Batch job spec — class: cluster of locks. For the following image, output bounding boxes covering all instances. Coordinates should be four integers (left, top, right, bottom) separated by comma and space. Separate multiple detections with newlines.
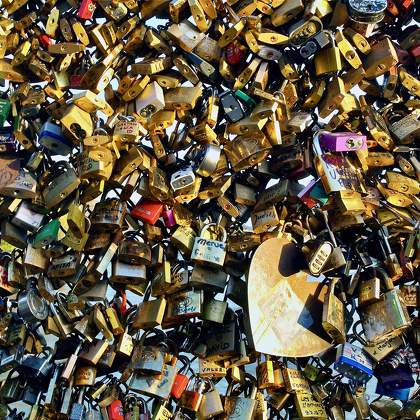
0, 0, 419, 418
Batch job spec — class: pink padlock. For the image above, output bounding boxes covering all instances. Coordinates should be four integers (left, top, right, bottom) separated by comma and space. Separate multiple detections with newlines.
78, 0, 96, 20
320, 132, 367, 152
163, 205, 176, 228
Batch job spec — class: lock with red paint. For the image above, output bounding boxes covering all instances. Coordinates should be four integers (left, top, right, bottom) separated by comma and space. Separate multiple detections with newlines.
171, 355, 192, 399
225, 42, 246, 66
108, 399, 124, 420
131, 200, 164, 225
78, 0, 96, 20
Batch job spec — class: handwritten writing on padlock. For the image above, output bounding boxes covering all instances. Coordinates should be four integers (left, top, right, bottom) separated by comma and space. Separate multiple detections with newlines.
172, 296, 197, 315
313, 131, 362, 194
191, 224, 227, 268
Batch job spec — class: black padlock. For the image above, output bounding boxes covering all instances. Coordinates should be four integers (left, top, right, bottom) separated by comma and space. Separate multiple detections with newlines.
219, 91, 246, 123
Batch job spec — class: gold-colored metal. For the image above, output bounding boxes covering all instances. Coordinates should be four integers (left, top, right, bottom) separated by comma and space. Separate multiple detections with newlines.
248, 238, 332, 357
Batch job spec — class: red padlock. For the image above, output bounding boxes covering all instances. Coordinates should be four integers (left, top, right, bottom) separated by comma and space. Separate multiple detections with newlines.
130, 200, 163, 225
395, 0, 413, 14
108, 399, 124, 420
178, 377, 205, 412
118, 290, 127, 316
171, 356, 191, 399
78, 0, 96, 20
69, 73, 84, 89
225, 42, 246, 66
38, 34, 54, 49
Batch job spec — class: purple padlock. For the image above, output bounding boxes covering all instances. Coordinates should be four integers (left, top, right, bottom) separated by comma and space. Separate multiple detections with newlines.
163, 205, 176, 228
320, 132, 367, 152
0, 128, 16, 153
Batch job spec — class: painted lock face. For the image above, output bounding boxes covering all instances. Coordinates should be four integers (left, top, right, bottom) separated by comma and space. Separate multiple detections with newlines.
347, 0, 388, 22
170, 167, 195, 191
0, 128, 16, 153
131, 200, 163, 225
39, 120, 72, 155
1, 0, 420, 413
320, 131, 367, 152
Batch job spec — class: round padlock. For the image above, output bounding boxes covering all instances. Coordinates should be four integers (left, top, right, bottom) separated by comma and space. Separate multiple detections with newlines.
17, 281, 49, 323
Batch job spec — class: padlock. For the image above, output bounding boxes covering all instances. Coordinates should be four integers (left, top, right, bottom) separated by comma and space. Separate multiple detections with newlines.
129, 359, 178, 400
166, 289, 203, 323
334, 342, 373, 383
191, 223, 227, 268
170, 355, 191, 399
91, 197, 127, 231
282, 367, 311, 394
74, 365, 97, 386
294, 391, 328, 419
78, 0, 96, 19
178, 376, 206, 412
131, 329, 168, 375
17, 282, 49, 324
39, 119, 73, 156
171, 225, 197, 256
322, 279, 346, 344
118, 232, 151, 265
151, 260, 173, 297
0, 127, 16, 153
152, 401, 172, 420
131, 200, 164, 225
359, 286, 411, 345
202, 291, 228, 324
314, 31, 342, 75
198, 379, 224, 418
170, 166, 196, 192
312, 131, 361, 193
299, 30, 331, 59
0, 369, 24, 402
224, 374, 258, 420
132, 283, 167, 329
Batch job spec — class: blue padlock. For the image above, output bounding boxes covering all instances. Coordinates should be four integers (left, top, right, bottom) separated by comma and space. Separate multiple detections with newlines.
39, 120, 73, 156
375, 381, 411, 401
0, 127, 16, 153
334, 342, 373, 383
376, 365, 415, 392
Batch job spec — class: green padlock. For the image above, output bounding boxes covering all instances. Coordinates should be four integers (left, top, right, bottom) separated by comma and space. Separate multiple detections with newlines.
33, 219, 60, 248
0, 99, 11, 127
235, 89, 257, 110
304, 364, 320, 382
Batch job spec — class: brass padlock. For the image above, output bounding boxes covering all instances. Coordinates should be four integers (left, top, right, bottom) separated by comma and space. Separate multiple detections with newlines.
322, 278, 346, 344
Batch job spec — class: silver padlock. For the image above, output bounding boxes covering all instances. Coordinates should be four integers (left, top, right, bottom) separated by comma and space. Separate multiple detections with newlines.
191, 223, 227, 268
11, 201, 44, 232
170, 166, 196, 192
193, 144, 221, 177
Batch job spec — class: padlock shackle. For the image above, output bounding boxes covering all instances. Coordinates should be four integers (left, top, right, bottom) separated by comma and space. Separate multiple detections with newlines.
199, 223, 227, 243
350, 321, 368, 346
138, 327, 167, 346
